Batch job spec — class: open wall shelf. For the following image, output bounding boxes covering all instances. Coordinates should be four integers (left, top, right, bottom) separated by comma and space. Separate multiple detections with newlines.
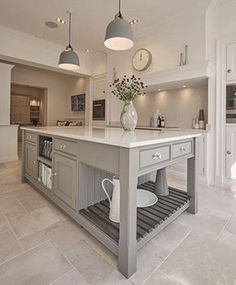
80, 181, 190, 248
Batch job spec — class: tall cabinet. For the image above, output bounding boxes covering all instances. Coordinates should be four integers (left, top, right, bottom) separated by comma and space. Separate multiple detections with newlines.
224, 42, 236, 183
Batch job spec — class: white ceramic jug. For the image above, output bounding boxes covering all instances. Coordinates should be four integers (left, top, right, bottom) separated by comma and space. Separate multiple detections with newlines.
101, 176, 120, 223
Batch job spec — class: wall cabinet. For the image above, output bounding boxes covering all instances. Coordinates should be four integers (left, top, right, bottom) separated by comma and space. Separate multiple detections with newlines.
53, 152, 77, 209
226, 126, 236, 179
226, 43, 236, 82
25, 142, 37, 179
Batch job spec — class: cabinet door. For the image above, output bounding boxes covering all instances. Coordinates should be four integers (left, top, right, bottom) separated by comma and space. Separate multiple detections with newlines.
53, 153, 77, 209
226, 127, 236, 179
226, 43, 236, 82
25, 143, 37, 179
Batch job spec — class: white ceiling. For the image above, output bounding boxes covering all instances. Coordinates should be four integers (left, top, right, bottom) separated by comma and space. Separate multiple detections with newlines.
0, 0, 211, 52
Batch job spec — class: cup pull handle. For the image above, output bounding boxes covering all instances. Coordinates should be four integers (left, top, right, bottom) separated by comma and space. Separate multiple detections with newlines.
101, 178, 114, 205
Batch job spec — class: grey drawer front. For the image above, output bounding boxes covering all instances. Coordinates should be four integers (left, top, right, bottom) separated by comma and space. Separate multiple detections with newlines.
54, 138, 77, 156
172, 140, 193, 159
25, 132, 37, 144
140, 145, 170, 168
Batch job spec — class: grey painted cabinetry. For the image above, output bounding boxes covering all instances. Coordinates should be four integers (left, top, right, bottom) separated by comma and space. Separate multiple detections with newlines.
53, 152, 77, 210
25, 142, 37, 179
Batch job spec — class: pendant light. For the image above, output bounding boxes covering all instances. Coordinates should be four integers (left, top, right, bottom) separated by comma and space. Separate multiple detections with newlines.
104, 0, 134, 51
58, 11, 80, 70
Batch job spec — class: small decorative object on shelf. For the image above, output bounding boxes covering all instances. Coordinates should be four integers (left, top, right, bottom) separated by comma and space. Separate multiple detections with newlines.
110, 75, 147, 131
198, 109, 205, 129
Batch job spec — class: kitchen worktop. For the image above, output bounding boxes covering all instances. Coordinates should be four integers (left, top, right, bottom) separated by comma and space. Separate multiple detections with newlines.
21, 126, 202, 148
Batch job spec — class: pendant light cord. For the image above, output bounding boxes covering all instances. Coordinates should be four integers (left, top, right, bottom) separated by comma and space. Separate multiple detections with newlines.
68, 11, 72, 49
118, 0, 122, 18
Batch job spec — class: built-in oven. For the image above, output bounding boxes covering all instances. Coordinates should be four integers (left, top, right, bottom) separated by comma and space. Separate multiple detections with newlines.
226, 85, 236, 123
93, 99, 105, 121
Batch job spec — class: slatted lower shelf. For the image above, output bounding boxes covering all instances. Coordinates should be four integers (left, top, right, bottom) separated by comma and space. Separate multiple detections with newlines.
80, 181, 190, 245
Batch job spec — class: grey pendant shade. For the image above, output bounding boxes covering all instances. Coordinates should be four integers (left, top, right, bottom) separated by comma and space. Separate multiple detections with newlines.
104, 0, 134, 51
59, 11, 80, 70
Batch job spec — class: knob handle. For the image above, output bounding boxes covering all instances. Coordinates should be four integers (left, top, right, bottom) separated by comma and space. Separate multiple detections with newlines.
227, 150, 231, 155
180, 146, 186, 152
33, 160, 36, 165
51, 172, 57, 177
227, 69, 232, 73
152, 152, 162, 160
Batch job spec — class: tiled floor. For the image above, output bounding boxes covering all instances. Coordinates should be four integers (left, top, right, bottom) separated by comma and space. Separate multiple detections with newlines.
0, 161, 236, 285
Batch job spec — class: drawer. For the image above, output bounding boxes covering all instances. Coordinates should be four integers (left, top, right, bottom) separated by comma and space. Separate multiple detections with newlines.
54, 138, 77, 156
25, 132, 37, 144
172, 140, 193, 159
140, 145, 170, 169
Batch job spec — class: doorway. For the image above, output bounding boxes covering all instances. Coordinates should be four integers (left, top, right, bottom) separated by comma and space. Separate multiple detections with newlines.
10, 83, 47, 158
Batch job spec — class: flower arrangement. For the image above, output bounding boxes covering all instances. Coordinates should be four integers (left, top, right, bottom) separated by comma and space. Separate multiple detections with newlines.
110, 75, 147, 102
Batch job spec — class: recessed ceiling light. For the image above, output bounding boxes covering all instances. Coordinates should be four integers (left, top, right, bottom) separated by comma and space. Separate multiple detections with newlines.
129, 19, 139, 25
182, 85, 187, 88
85, 49, 90, 53
158, 89, 162, 92
45, 21, 58, 28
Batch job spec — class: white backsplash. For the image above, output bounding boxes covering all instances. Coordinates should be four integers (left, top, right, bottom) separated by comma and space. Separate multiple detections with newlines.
134, 85, 208, 129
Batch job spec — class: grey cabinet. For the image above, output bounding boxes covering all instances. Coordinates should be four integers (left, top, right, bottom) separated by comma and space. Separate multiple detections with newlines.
53, 152, 77, 209
25, 143, 37, 179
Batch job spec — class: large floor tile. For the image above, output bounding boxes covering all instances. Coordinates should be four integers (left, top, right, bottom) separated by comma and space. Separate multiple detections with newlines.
151, 222, 191, 252
0, 230, 22, 263
20, 219, 89, 252
0, 215, 10, 232
65, 240, 114, 284
86, 235, 118, 266
144, 269, 181, 285
0, 194, 22, 214
225, 215, 236, 235
160, 231, 236, 285
175, 210, 227, 237
16, 195, 47, 212
4, 205, 27, 220
9, 207, 62, 238
217, 230, 236, 250
0, 241, 72, 285
50, 269, 89, 285
96, 270, 133, 285
130, 241, 170, 285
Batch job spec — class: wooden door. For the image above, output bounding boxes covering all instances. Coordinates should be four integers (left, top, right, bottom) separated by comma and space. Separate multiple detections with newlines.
25, 143, 37, 179
53, 153, 77, 209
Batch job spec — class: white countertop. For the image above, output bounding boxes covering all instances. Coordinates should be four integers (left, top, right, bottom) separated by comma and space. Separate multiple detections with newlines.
21, 126, 202, 148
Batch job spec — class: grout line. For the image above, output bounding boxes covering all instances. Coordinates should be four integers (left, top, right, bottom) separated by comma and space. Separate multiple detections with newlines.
49, 268, 75, 285
0, 236, 52, 267
4, 214, 24, 252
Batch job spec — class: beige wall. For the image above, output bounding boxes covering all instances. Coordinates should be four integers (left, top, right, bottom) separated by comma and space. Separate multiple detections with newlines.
134, 85, 208, 129
11, 65, 87, 126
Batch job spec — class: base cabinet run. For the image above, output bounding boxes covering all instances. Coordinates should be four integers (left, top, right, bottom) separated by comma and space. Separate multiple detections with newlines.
53, 152, 77, 210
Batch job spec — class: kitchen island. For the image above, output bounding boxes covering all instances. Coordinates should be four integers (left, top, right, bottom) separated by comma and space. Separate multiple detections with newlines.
21, 126, 201, 278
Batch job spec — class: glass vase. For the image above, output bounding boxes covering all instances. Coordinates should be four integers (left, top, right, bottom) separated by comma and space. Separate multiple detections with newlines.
120, 101, 138, 132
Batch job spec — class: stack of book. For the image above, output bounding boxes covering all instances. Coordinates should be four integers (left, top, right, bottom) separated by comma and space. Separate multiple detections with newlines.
38, 162, 52, 189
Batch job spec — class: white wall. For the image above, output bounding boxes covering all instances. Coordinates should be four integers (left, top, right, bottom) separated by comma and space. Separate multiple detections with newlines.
134, 85, 208, 128
0, 24, 92, 77
0, 125, 18, 163
107, 9, 207, 122
11, 65, 69, 125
